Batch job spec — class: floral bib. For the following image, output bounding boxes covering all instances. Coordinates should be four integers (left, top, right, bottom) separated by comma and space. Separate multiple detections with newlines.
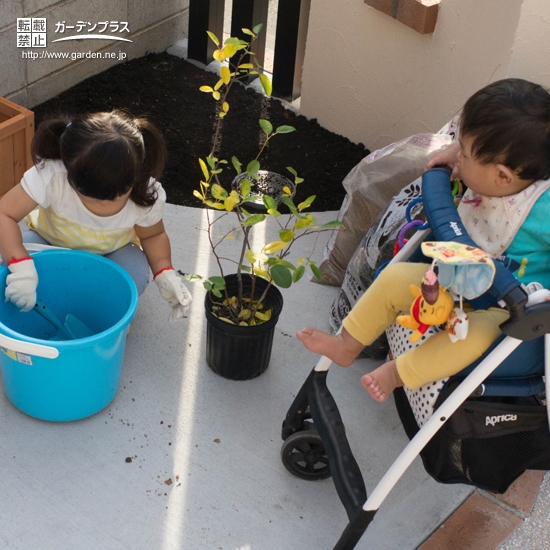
457, 179, 550, 257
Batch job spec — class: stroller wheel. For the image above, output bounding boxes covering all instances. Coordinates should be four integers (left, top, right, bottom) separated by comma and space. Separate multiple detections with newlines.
281, 430, 331, 480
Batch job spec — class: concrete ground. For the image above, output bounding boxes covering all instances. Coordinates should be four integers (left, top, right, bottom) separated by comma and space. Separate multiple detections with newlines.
0, 204, 478, 550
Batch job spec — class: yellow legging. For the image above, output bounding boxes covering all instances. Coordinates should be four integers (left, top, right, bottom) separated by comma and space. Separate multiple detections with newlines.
342, 262, 510, 389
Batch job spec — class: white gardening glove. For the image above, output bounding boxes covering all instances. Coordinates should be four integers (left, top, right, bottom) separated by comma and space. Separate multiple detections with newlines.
154, 267, 192, 322
5, 257, 38, 313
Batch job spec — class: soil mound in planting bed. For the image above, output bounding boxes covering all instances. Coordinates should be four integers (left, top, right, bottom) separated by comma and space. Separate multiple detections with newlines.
33, 52, 370, 211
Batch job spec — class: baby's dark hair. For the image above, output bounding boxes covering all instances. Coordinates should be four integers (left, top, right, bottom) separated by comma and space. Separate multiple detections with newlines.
31, 110, 166, 206
460, 78, 550, 181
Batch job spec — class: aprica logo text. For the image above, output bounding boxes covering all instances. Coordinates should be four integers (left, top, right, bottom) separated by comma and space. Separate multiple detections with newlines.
485, 414, 517, 426
449, 221, 463, 236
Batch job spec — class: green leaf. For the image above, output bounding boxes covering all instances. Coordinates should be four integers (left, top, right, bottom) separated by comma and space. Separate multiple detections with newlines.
239, 177, 252, 198
252, 23, 263, 35
212, 288, 223, 298
184, 273, 202, 282
259, 119, 273, 136
231, 156, 242, 174
246, 160, 260, 179
263, 194, 278, 211
206, 31, 220, 46
209, 276, 226, 287
270, 264, 292, 288
321, 220, 345, 229
259, 73, 272, 96
279, 229, 294, 242
275, 125, 296, 134
225, 37, 248, 47
242, 28, 255, 37
298, 195, 316, 211
310, 262, 322, 281
243, 213, 266, 226
211, 183, 228, 200
274, 259, 295, 270
286, 165, 304, 184
282, 196, 298, 215
292, 265, 306, 283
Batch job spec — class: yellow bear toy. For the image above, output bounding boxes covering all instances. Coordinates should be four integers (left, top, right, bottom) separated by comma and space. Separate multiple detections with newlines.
396, 269, 455, 344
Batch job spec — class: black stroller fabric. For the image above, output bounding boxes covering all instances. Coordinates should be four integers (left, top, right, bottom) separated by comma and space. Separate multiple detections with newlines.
394, 385, 550, 493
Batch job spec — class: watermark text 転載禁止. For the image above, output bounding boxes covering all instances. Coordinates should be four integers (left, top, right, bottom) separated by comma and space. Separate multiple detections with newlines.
17, 18, 132, 50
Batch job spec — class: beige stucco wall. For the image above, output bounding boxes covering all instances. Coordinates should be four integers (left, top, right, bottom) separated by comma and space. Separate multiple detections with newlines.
0, 0, 189, 108
299, 0, 550, 151
509, 0, 550, 82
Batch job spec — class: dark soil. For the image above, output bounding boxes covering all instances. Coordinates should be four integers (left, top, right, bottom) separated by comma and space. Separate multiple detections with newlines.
32, 52, 370, 211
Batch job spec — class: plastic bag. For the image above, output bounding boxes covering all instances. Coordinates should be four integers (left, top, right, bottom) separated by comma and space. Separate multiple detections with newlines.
317, 133, 453, 286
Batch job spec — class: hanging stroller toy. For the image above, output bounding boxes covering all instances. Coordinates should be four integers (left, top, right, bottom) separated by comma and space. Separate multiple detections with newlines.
280, 167, 550, 550
395, 265, 455, 343
396, 241, 496, 343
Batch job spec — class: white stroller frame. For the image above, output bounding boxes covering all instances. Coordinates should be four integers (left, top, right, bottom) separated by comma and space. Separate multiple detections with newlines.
280, 168, 550, 549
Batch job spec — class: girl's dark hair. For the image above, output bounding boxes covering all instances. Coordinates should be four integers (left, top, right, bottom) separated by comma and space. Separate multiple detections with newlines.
31, 110, 166, 206
460, 78, 550, 181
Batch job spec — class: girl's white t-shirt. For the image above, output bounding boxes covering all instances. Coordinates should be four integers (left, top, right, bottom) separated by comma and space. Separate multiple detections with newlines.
21, 159, 166, 254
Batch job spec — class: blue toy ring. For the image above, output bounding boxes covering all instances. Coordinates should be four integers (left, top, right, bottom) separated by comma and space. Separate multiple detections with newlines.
405, 197, 424, 222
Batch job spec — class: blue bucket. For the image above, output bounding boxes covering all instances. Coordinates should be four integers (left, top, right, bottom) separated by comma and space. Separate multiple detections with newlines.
0, 250, 138, 421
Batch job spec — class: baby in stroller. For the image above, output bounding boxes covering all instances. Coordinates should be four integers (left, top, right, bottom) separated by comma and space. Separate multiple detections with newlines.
298, 78, 550, 402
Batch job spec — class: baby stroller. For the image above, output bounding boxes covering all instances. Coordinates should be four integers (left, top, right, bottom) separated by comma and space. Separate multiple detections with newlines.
280, 168, 550, 549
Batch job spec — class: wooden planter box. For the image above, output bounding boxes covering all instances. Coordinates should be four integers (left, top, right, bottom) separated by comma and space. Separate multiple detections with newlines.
0, 97, 34, 198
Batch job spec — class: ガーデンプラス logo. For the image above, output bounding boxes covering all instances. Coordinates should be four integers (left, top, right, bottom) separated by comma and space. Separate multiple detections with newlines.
17, 18, 132, 48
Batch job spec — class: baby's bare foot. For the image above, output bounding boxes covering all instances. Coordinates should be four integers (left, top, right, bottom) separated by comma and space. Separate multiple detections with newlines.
296, 327, 358, 367
361, 360, 402, 402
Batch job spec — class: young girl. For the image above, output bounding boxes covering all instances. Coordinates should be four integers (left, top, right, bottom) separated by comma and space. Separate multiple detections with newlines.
298, 78, 550, 401
0, 110, 191, 322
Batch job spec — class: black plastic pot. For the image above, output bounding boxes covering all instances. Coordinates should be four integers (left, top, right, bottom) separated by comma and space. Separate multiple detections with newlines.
231, 170, 295, 211
204, 274, 284, 380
